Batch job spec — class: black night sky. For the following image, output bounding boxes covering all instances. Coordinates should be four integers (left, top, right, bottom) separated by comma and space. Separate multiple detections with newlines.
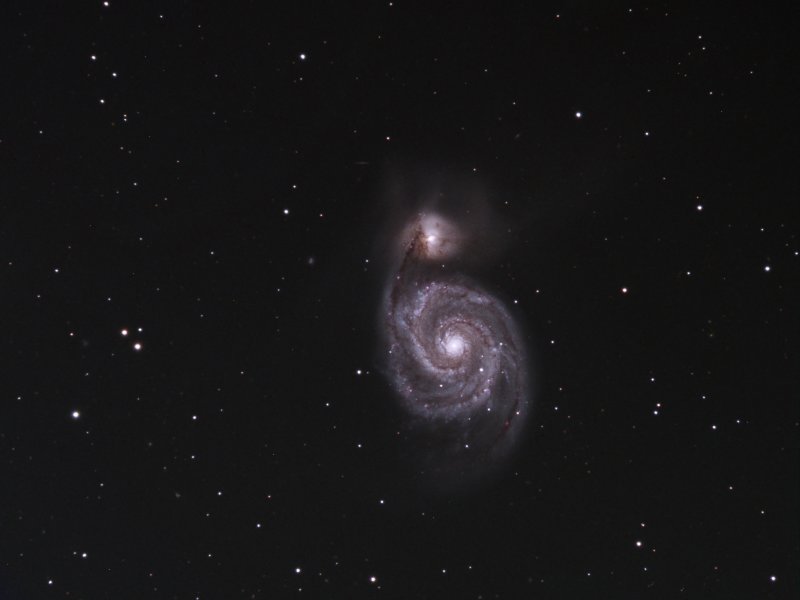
2, 3, 797, 598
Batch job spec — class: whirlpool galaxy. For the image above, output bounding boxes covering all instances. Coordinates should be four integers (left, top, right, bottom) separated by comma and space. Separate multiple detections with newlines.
382, 212, 530, 485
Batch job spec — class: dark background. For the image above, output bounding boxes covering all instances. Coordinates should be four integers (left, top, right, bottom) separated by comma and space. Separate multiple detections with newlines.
1, 2, 797, 598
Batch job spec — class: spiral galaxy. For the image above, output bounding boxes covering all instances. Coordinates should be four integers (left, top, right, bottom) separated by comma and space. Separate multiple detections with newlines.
383, 213, 529, 482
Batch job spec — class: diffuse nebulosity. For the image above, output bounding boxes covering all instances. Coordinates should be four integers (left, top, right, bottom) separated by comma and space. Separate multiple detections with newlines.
382, 210, 529, 487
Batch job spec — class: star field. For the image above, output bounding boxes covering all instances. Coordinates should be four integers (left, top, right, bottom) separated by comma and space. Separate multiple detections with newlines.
0, 2, 797, 598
